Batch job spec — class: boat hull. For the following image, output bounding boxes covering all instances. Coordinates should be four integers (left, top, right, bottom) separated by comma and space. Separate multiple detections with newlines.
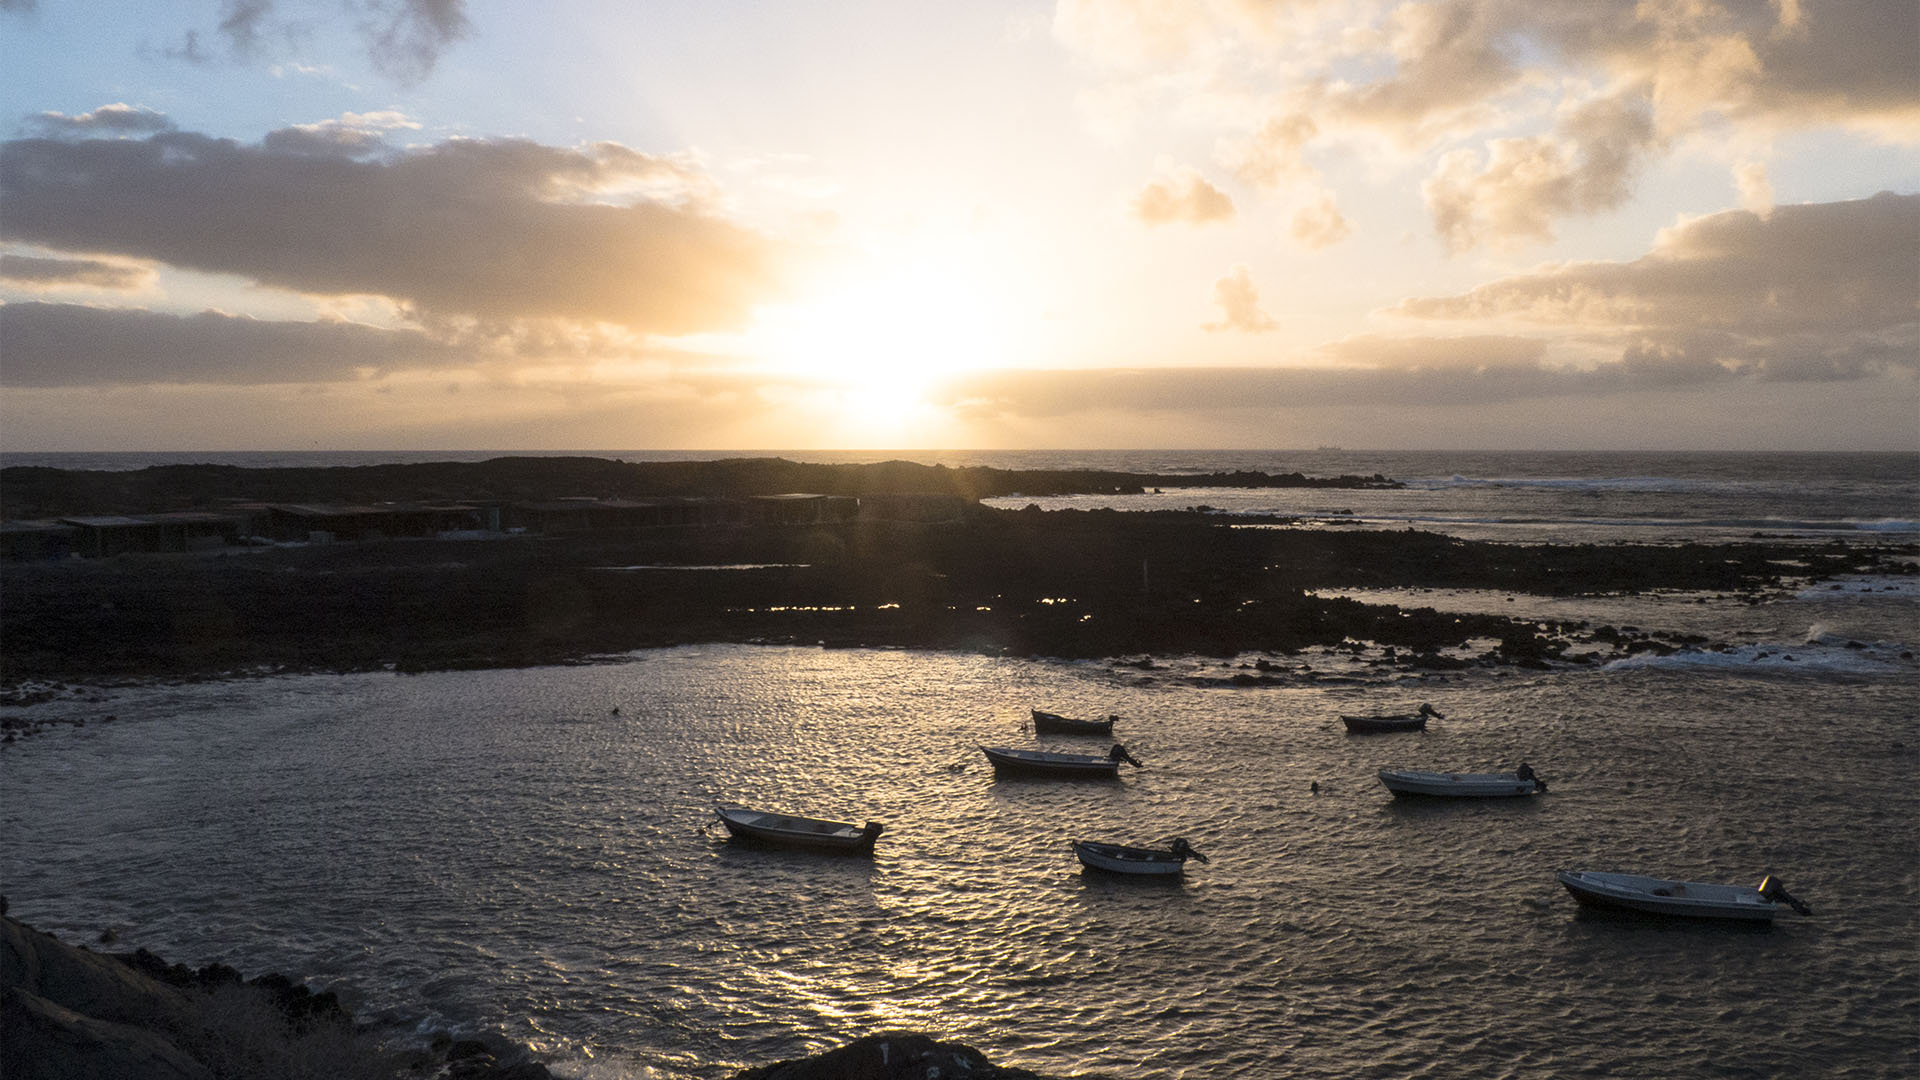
714, 804, 884, 854
981, 745, 1120, 778
1071, 840, 1188, 875
1378, 769, 1542, 798
1557, 871, 1782, 921
1342, 714, 1426, 734
1031, 709, 1115, 736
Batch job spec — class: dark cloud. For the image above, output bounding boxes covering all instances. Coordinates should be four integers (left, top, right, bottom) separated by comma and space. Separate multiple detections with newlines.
0, 125, 783, 334
0, 301, 464, 386
360, 0, 471, 83
0, 254, 151, 290
219, 0, 273, 57
1395, 191, 1920, 376
928, 355, 1744, 420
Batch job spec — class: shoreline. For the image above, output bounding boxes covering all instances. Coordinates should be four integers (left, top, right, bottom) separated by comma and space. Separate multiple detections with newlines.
3, 508, 1912, 702
1, 907, 1058, 1080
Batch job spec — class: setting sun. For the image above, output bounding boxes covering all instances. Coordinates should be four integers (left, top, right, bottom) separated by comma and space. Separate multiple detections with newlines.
755, 256, 1012, 390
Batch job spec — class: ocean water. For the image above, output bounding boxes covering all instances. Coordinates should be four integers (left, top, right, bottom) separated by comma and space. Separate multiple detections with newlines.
1, 451, 1916, 1079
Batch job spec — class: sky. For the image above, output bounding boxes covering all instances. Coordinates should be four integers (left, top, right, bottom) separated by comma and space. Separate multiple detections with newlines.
1, 0, 1916, 451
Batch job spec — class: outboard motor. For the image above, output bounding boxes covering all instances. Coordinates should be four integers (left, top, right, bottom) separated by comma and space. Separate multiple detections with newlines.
1168, 837, 1208, 863
1516, 762, 1546, 792
1758, 876, 1813, 915
1109, 743, 1143, 768
1418, 703, 1444, 719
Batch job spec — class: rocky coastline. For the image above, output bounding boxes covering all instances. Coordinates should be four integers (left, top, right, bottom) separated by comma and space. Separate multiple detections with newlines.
3, 460, 1912, 1073
1, 906, 1054, 1079
2, 468, 1913, 700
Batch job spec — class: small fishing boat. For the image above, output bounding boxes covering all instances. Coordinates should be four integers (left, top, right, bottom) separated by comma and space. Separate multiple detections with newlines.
1342, 703, 1441, 733
1031, 709, 1116, 735
980, 744, 1141, 778
713, 803, 884, 854
1557, 871, 1812, 922
1071, 837, 1207, 876
1378, 765, 1546, 798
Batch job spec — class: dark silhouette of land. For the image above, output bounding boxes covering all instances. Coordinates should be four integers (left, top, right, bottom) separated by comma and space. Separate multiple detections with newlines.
0, 456, 1398, 519
1, 456, 1909, 692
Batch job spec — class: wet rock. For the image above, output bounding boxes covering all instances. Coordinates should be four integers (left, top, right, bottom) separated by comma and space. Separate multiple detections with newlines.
730, 1031, 1060, 1079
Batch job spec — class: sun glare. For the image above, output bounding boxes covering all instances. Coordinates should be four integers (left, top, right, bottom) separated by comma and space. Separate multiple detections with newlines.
752, 257, 1010, 404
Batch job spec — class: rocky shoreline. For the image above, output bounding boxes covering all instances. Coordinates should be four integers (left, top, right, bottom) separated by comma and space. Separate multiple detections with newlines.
3, 502, 1913, 702
1, 906, 1059, 1080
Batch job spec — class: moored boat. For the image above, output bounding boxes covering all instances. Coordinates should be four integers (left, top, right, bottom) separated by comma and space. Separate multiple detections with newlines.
1557, 870, 1813, 921
1071, 837, 1207, 876
980, 744, 1141, 778
1342, 703, 1441, 733
714, 803, 885, 854
1378, 765, 1546, 797
1031, 709, 1117, 735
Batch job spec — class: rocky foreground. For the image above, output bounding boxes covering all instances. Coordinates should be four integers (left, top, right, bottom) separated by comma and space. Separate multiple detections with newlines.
0, 909, 1057, 1080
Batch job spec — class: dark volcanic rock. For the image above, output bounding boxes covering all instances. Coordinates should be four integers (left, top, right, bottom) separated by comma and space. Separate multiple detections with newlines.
729, 1031, 1066, 1079
1, 506, 1910, 686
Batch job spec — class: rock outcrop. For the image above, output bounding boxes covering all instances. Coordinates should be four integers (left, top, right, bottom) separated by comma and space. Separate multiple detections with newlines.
729, 1031, 1065, 1080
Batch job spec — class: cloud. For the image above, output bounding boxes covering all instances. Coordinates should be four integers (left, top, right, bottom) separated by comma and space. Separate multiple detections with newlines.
28, 104, 176, 135
144, 0, 471, 82
1423, 92, 1661, 251
360, 0, 471, 83
1131, 166, 1235, 225
1218, 112, 1319, 191
1052, 1, 1920, 247
1289, 192, 1351, 249
218, 0, 273, 57
1203, 264, 1276, 332
929, 356, 1730, 419
1734, 160, 1773, 215
0, 254, 152, 291
0, 302, 468, 386
0, 121, 784, 335
1393, 191, 1920, 379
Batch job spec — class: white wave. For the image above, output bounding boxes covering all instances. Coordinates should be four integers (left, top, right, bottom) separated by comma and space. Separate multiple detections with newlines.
1605, 639, 1916, 676
1792, 576, 1920, 601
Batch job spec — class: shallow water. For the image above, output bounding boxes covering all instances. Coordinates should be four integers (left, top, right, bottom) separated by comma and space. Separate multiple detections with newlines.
3, 636, 1916, 1079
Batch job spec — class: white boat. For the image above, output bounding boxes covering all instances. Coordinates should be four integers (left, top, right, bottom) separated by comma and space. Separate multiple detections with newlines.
1378, 767, 1545, 797
1557, 871, 1812, 921
980, 744, 1140, 778
1071, 838, 1207, 876
713, 803, 884, 854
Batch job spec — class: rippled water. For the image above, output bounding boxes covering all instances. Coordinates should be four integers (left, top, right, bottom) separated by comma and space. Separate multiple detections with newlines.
4, 617, 1917, 1078
4, 450, 1915, 1077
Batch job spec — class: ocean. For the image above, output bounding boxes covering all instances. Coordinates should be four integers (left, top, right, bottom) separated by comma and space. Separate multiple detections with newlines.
1, 451, 1915, 1079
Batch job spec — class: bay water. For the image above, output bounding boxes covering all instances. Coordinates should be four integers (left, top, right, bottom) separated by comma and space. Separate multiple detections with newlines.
1, 451, 1914, 1078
